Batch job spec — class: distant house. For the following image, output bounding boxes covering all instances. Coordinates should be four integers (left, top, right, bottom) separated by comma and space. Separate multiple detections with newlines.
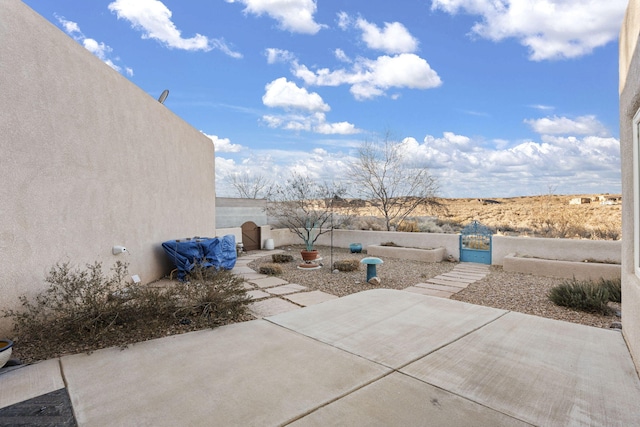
569, 198, 591, 205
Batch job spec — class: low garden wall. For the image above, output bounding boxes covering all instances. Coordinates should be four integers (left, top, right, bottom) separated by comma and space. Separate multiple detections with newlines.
367, 245, 445, 262
233, 228, 622, 280
503, 254, 621, 281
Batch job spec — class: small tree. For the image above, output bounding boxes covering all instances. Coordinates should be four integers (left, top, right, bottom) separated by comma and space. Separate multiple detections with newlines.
265, 173, 348, 250
349, 134, 440, 231
225, 171, 274, 199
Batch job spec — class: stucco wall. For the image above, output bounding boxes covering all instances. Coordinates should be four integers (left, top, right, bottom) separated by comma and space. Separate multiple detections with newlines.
215, 197, 268, 228
492, 236, 621, 265
0, 1, 216, 333
620, 0, 640, 375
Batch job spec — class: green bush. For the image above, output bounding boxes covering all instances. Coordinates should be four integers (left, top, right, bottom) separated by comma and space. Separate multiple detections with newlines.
600, 278, 621, 303
259, 263, 283, 275
272, 254, 294, 263
333, 259, 360, 272
548, 278, 612, 314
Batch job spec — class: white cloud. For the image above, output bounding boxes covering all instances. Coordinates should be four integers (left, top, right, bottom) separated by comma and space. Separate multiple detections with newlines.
293, 53, 442, 100
203, 133, 245, 153
215, 129, 620, 197
226, 0, 323, 34
334, 48, 351, 63
431, 0, 627, 60
262, 112, 360, 135
355, 18, 418, 54
336, 11, 353, 30
108, 0, 242, 57
262, 77, 329, 112
525, 115, 609, 136
265, 48, 296, 64
396, 131, 621, 196
55, 15, 133, 75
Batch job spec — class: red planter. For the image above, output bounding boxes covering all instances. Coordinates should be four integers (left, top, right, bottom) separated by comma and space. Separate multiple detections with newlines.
300, 250, 318, 262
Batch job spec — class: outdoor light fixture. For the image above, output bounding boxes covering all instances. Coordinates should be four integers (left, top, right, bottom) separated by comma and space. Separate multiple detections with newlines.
158, 89, 169, 104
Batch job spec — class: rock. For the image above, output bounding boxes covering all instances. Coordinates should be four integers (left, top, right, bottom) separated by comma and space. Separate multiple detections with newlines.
332, 269, 340, 274
368, 276, 381, 286
610, 322, 622, 330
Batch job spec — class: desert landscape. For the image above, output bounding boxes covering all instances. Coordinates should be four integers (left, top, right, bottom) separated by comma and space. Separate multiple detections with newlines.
334, 193, 622, 240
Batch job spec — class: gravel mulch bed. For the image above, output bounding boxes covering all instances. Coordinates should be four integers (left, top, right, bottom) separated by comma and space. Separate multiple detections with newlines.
248, 245, 621, 329
247, 245, 456, 297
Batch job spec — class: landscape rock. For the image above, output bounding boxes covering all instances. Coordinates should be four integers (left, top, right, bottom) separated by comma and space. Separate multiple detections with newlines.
368, 277, 381, 286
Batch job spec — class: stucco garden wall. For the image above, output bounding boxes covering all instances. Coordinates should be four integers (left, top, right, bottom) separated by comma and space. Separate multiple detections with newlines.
0, 1, 216, 333
619, 0, 640, 375
216, 197, 267, 228
492, 236, 621, 265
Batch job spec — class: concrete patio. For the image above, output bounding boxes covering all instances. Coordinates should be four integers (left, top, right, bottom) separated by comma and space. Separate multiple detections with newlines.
1, 289, 639, 426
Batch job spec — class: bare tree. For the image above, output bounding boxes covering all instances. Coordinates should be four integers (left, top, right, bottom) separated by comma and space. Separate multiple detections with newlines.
348, 134, 440, 231
265, 173, 349, 251
225, 171, 274, 199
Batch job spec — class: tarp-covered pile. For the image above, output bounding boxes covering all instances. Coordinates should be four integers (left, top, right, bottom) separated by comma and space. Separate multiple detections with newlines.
161, 235, 237, 280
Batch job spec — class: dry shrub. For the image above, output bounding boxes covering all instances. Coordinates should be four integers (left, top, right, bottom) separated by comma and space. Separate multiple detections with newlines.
272, 253, 294, 263
259, 263, 283, 275
3, 262, 250, 363
350, 216, 386, 231
333, 259, 360, 272
381, 241, 399, 247
396, 220, 419, 232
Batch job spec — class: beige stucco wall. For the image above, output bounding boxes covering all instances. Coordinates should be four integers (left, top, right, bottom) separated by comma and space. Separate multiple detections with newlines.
492, 235, 621, 265
0, 1, 216, 333
620, 0, 640, 374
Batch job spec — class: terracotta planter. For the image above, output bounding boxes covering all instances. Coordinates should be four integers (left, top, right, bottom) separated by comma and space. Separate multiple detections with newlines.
300, 250, 318, 262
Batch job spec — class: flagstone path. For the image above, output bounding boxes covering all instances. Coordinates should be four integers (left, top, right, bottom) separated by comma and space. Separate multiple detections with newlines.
233, 251, 491, 319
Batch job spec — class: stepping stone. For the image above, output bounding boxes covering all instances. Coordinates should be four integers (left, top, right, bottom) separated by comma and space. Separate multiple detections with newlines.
249, 298, 301, 318
427, 278, 470, 288
403, 286, 454, 298
265, 284, 308, 295
238, 273, 268, 281
250, 277, 289, 288
455, 265, 490, 273
437, 274, 477, 283
247, 290, 270, 300
284, 291, 338, 307
230, 266, 256, 274
242, 282, 254, 290
414, 282, 464, 293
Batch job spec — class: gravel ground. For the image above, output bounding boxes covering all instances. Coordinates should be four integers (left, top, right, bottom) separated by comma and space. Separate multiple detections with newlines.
248, 245, 621, 329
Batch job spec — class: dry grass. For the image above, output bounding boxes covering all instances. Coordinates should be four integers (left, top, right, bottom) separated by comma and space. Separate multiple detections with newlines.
335, 194, 621, 239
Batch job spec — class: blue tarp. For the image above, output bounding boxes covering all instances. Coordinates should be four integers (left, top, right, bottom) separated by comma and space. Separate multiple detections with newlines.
161, 235, 237, 280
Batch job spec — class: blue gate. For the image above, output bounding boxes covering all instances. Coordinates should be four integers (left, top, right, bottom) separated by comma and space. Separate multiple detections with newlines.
459, 221, 492, 264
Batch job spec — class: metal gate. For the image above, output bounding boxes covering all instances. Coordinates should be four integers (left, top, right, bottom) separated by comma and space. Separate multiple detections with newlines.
241, 221, 260, 251
459, 220, 492, 264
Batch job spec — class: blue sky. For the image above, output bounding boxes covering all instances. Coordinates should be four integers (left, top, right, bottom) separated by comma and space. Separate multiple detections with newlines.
24, 0, 626, 198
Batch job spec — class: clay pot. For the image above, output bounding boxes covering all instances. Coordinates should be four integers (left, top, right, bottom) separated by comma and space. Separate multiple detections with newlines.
300, 250, 318, 261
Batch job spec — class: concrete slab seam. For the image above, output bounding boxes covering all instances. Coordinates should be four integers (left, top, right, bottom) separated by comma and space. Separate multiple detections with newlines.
280, 370, 394, 426
394, 310, 511, 372
392, 370, 536, 427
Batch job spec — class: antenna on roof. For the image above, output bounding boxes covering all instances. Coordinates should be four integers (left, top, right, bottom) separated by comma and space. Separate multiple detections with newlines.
158, 89, 169, 104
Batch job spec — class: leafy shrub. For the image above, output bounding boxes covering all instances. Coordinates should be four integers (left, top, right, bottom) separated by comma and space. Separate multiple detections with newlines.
272, 254, 294, 263
259, 263, 283, 275
548, 278, 612, 314
600, 278, 621, 303
333, 259, 360, 272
